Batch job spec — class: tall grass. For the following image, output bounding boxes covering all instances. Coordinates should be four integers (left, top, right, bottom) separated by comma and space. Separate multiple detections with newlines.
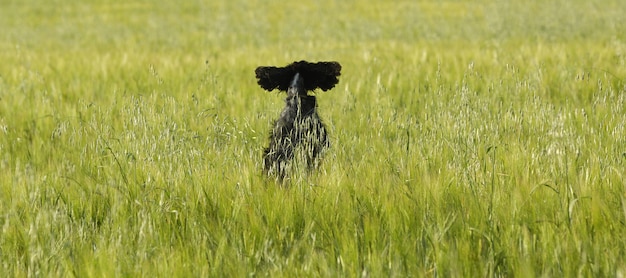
1, 0, 625, 276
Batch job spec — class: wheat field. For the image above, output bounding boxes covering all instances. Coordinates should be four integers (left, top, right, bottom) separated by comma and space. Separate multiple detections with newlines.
1, 0, 625, 276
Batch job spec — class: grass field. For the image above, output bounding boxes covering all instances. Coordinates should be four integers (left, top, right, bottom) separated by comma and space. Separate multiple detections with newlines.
1, 0, 626, 276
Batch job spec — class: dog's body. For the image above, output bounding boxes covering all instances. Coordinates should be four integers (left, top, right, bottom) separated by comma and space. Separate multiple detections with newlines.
255, 61, 341, 180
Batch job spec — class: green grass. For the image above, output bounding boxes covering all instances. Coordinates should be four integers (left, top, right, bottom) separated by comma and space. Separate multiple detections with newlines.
1, 0, 626, 276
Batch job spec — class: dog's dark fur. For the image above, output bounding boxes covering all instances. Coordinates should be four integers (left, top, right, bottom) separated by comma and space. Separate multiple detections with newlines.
255, 61, 341, 181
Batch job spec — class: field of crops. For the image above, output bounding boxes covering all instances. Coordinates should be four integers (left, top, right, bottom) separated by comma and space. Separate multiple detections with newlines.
1, 0, 625, 276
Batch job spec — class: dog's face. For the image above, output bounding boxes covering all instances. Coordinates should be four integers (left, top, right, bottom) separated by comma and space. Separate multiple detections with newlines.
288, 73, 307, 97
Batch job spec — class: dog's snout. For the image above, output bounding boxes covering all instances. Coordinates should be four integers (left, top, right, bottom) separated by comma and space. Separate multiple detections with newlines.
289, 73, 306, 95
290, 73, 302, 87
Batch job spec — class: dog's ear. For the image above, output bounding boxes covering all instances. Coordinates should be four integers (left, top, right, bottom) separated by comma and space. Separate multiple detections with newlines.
255, 61, 342, 92
255, 66, 294, 91
290, 61, 342, 92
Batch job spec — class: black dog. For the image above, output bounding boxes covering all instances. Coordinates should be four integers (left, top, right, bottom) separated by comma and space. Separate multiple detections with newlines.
255, 61, 341, 181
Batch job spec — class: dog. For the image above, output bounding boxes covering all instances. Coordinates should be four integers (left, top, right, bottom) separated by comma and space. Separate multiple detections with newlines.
255, 61, 341, 181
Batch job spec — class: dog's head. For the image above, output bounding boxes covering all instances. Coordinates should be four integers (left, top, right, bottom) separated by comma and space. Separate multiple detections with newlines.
255, 61, 341, 96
